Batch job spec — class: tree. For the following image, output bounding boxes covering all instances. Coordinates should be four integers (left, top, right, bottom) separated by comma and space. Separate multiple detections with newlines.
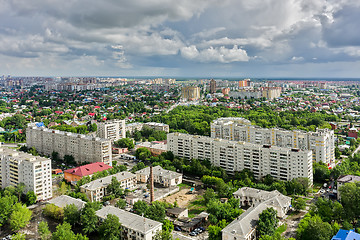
52, 222, 88, 240
203, 188, 216, 205
11, 233, 26, 240
64, 204, 80, 226
99, 214, 122, 240
0, 194, 18, 227
15, 183, 26, 202
133, 200, 149, 216
297, 214, 333, 240
9, 203, 32, 231
293, 197, 306, 212
38, 221, 52, 240
64, 155, 76, 165
80, 204, 98, 234
116, 199, 126, 209
51, 151, 60, 161
135, 147, 151, 161
339, 181, 360, 223
25, 191, 37, 205
257, 207, 278, 238
147, 201, 166, 222
208, 224, 222, 240
43, 203, 64, 221
106, 176, 124, 198
114, 138, 134, 150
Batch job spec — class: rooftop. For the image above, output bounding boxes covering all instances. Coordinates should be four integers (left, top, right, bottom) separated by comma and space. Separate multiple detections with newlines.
136, 166, 182, 180
332, 229, 360, 240
64, 162, 112, 177
48, 195, 86, 210
80, 171, 136, 191
96, 206, 162, 234
337, 175, 360, 184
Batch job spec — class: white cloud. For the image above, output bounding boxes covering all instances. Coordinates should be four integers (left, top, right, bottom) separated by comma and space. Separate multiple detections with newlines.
181, 45, 249, 63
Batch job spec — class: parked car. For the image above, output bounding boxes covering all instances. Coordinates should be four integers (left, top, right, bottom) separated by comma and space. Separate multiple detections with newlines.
189, 232, 197, 236
174, 226, 182, 231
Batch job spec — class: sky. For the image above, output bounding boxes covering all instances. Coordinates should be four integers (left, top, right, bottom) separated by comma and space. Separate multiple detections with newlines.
1, 0, 360, 78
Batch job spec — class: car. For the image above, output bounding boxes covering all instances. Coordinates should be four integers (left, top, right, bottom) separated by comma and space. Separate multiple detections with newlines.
319, 189, 325, 194
103, 201, 110, 206
199, 227, 205, 231
194, 228, 202, 233
189, 232, 197, 236
174, 226, 182, 231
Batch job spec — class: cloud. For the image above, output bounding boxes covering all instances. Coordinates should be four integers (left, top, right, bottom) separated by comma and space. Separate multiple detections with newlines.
181, 45, 249, 63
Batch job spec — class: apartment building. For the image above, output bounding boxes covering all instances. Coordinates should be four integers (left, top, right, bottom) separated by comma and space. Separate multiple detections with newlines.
167, 132, 313, 184
80, 171, 136, 202
0, 147, 52, 201
181, 86, 201, 101
96, 119, 126, 141
135, 166, 183, 187
26, 125, 112, 165
126, 122, 170, 134
211, 117, 335, 165
96, 206, 162, 240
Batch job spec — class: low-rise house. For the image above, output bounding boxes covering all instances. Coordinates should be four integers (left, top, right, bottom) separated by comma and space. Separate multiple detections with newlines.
135, 166, 182, 187
135, 141, 167, 156
166, 207, 188, 219
48, 195, 86, 211
222, 187, 292, 240
174, 212, 209, 232
337, 175, 360, 200
64, 162, 112, 183
80, 171, 136, 202
96, 206, 162, 240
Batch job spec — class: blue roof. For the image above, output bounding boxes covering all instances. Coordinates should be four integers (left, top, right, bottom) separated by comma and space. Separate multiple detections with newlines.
35, 122, 45, 128
332, 229, 360, 240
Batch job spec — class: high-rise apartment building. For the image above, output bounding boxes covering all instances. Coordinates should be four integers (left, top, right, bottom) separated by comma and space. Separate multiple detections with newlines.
168, 132, 313, 184
210, 79, 216, 94
0, 147, 52, 201
211, 117, 335, 165
239, 79, 251, 88
97, 119, 126, 141
26, 126, 112, 165
181, 86, 201, 101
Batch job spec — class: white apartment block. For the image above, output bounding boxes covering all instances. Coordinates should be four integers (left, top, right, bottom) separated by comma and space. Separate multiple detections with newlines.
26, 125, 112, 165
80, 171, 136, 202
167, 132, 313, 185
96, 119, 126, 141
211, 117, 335, 165
126, 122, 170, 134
0, 147, 52, 201
135, 166, 183, 187
96, 206, 162, 240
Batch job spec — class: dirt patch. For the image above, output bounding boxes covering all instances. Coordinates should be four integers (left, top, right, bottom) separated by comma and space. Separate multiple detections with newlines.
161, 188, 204, 208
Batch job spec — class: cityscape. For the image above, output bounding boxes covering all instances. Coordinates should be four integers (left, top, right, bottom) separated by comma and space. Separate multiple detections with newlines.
1, 1, 360, 240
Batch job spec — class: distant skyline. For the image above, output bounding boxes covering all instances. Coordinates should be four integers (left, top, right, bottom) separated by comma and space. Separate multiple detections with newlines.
1, 0, 360, 77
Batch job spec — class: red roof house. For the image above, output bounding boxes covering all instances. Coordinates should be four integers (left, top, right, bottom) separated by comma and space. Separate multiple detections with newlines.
64, 162, 112, 183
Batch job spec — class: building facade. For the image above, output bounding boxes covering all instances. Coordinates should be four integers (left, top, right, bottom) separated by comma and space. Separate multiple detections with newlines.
0, 147, 52, 201
210, 79, 216, 94
97, 119, 126, 141
126, 122, 170, 134
167, 132, 313, 184
80, 171, 136, 202
135, 165, 183, 187
96, 206, 162, 240
181, 86, 201, 101
26, 125, 112, 165
211, 117, 335, 165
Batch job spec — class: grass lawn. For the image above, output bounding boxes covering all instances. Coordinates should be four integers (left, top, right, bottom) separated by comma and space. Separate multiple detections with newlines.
177, 183, 192, 189
275, 223, 287, 234
187, 195, 207, 218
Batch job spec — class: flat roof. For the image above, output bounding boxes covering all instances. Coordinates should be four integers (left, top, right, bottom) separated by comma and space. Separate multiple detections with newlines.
80, 171, 135, 191
48, 195, 86, 210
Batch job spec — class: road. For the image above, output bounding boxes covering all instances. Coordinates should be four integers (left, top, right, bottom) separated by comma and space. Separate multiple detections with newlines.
352, 144, 360, 157
1, 143, 23, 148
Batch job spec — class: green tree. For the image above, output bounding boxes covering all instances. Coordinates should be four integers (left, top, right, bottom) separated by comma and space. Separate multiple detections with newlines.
296, 214, 333, 240
52, 222, 88, 240
38, 221, 52, 240
135, 147, 151, 161
80, 204, 98, 234
99, 214, 122, 240
114, 138, 135, 150
43, 203, 64, 221
11, 233, 26, 240
147, 201, 166, 222
293, 197, 306, 212
257, 207, 278, 238
203, 188, 217, 205
15, 183, 26, 202
9, 203, 32, 231
64, 155, 76, 165
116, 199, 126, 209
208, 224, 222, 240
25, 190, 37, 205
339, 181, 360, 223
133, 200, 149, 216
106, 176, 124, 198
0, 194, 18, 227
64, 204, 80, 226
